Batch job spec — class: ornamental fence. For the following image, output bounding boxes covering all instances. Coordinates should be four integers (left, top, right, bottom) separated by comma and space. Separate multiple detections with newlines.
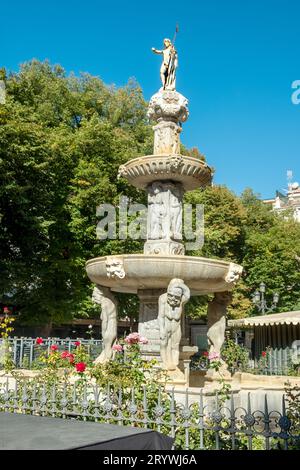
190, 355, 299, 377
0, 337, 103, 369
0, 378, 299, 450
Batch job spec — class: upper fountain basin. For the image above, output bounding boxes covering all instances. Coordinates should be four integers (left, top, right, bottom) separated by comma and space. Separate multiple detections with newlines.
118, 154, 212, 191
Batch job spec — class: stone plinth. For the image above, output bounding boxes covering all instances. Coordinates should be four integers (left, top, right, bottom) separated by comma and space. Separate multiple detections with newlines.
138, 289, 163, 357
144, 239, 184, 256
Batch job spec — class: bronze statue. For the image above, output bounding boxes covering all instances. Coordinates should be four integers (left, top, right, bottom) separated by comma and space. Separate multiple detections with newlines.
152, 38, 178, 91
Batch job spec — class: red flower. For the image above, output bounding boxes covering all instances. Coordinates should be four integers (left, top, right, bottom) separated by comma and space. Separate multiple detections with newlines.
75, 362, 86, 373
67, 353, 75, 364
203, 351, 209, 357
74, 341, 81, 347
50, 344, 58, 351
36, 337, 43, 345
262, 351, 267, 357
61, 351, 75, 363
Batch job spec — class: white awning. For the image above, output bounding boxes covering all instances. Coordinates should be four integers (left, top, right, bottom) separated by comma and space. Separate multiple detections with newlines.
228, 310, 300, 328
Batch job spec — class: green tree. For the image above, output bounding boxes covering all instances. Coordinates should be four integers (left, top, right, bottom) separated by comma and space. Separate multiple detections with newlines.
0, 60, 150, 327
1, 60, 300, 329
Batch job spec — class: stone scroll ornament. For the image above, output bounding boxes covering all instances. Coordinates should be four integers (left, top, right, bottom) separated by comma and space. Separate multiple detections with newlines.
92, 285, 118, 364
206, 292, 232, 358
158, 278, 190, 370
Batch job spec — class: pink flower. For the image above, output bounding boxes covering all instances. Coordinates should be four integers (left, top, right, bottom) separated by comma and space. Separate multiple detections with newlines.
139, 336, 148, 345
36, 337, 43, 345
124, 332, 148, 345
208, 352, 220, 361
74, 341, 81, 347
3, 307, 10, 314
112, 344, 123, 352
124, 332, 140, 344
75, 362, 86, 373
50, 344, 58, 351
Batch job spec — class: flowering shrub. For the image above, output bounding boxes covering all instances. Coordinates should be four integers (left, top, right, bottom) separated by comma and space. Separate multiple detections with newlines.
221, 339, 250, 372
90, 332, 164, 389
124, 332, 148, 345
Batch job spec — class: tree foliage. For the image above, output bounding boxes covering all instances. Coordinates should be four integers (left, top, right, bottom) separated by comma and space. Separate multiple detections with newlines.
1, 60, 300, 326
0, 60, 150, 325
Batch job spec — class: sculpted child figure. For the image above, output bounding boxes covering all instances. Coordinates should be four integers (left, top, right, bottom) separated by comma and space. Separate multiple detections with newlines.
207, 291, 232, 357
158, 278, 190, 370
92, 285, 118, 364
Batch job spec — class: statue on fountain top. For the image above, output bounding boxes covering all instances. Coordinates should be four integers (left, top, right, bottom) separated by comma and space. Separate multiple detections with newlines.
152, 38, 178, 91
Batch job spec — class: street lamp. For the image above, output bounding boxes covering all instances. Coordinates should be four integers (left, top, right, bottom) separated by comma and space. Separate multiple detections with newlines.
252, 282, 279, 314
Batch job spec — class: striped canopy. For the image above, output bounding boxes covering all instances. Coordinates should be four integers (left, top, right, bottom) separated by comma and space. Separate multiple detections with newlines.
228, 310, 300, 328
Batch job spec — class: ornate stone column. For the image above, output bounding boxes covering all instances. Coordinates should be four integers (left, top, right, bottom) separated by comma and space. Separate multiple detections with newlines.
144, 180, 184, 255
137, 289, 164, 360
147, 89, 189, 157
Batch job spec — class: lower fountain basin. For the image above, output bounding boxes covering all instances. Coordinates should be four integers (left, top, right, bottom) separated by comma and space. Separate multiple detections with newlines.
86, 254, 242, 295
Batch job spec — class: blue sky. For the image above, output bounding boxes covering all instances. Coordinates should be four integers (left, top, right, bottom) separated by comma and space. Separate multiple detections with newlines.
1, 0, 300, 198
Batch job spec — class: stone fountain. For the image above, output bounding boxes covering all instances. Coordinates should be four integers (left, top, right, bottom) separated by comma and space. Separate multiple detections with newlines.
87, 37, 243, 385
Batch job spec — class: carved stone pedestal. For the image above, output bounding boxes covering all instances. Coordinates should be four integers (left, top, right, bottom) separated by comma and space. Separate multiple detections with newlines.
138, 289, 163, 360
137, 286, 198, 386
144, 239, 184, 256
153, 121, 182, 155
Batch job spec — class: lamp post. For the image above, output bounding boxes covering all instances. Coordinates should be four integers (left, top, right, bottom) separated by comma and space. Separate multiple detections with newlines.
252, 282, 279, 314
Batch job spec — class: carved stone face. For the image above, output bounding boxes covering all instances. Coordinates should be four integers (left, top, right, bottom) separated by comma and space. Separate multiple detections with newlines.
167, 286, 182, 307
105, 257, 126, 279
164, 38, 171, 48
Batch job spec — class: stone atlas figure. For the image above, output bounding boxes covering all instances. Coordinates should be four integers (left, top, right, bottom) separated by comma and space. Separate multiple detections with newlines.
92, 285, 118, 364
207, 291, 232, 357
158, 279, 190, 370
152, 38, 178, 91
